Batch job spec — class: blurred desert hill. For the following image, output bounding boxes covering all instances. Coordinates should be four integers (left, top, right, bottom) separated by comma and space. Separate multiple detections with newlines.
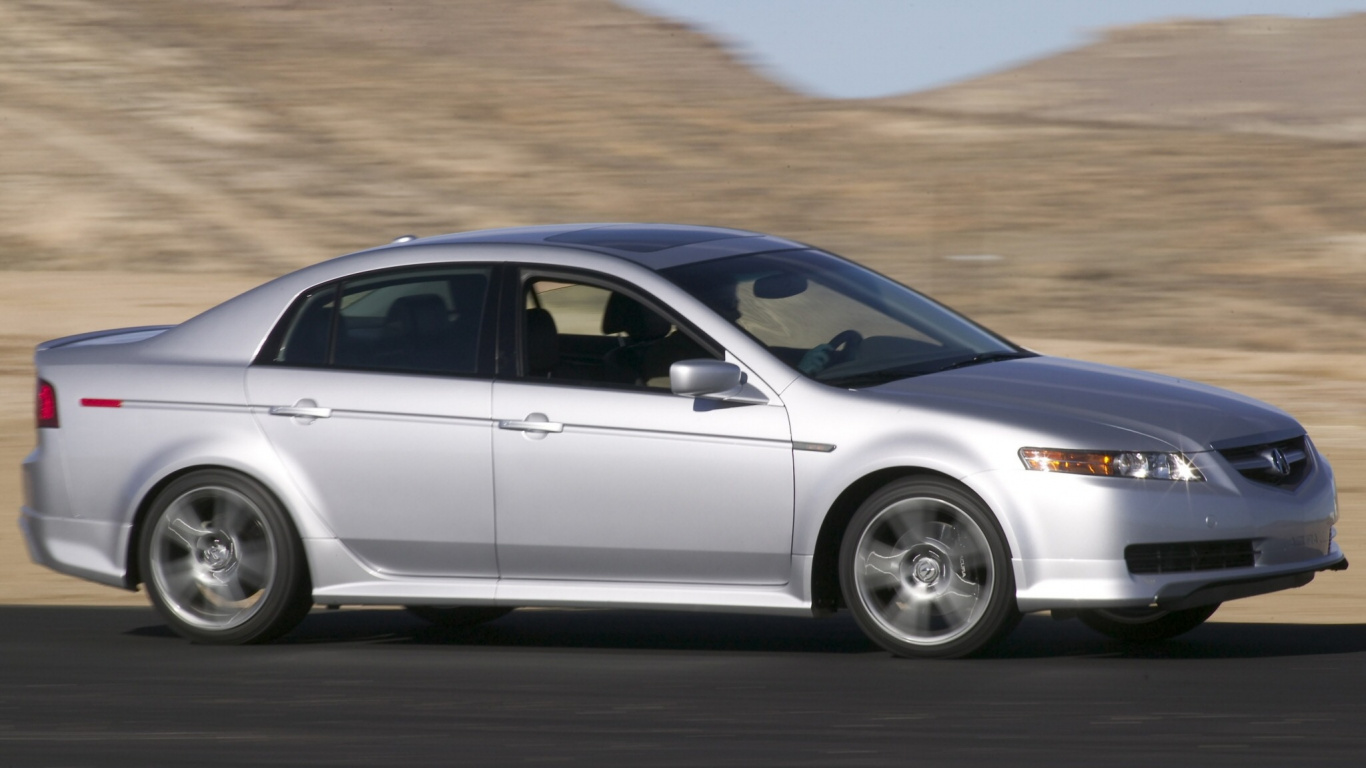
2, 1, 1366, 613
1, 0, 1365, 354
895, 14, 1366, 143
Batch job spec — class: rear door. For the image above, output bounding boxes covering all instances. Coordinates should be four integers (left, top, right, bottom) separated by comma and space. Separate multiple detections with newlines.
247, 264, 499, 578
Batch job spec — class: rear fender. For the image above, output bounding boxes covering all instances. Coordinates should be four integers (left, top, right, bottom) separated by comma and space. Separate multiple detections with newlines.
120, 435, 337, 588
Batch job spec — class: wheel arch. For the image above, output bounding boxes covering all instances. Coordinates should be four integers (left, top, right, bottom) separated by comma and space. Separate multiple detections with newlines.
124, 463, 309, 591
809, 466, 1014, 613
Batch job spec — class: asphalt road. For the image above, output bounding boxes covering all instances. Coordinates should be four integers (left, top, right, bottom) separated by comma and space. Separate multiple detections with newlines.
2, 606, 1364, 767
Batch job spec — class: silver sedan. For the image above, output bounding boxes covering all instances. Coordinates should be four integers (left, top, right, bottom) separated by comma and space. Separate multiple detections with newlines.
21, 224, 1347, 657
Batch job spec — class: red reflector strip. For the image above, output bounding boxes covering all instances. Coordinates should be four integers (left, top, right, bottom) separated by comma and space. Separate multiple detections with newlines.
80, 398, 123, 408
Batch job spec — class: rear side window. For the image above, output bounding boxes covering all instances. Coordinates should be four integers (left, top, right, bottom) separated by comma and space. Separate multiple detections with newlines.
262, 265, 493, 376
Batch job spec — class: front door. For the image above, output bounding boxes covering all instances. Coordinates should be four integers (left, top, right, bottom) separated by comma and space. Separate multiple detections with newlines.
491, 271, 795, 585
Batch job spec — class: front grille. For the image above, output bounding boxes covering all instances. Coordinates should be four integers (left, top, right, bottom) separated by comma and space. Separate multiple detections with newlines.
1125, 540, 1256, 574
1218, 435, 1310, 489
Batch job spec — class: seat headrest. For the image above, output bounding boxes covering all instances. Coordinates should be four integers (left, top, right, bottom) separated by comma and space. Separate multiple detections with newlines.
385, 294, 449, 338
525, 307, 559, 374
601, 292, 670, 340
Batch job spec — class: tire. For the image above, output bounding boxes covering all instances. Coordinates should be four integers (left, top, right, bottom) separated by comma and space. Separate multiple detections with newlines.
1077, 603, 1220, 643
405, 606, 513, 629
840, 477, 1019, 659
138, 470, 312, 644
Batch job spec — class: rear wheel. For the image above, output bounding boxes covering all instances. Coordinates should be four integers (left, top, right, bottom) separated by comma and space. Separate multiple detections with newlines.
840, 477, 1019, 659
139, 470, 312, 644
405, 606, 513, 628
1077, 604, 1220, 643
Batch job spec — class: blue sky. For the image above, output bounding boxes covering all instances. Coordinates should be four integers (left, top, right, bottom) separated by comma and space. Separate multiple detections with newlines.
622, 0, 1366, 98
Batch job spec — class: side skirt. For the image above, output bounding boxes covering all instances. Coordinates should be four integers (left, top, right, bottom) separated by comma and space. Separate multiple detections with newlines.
306, 538, 815, 617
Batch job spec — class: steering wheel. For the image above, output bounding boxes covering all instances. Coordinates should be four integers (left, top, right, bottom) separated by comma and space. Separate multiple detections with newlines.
826, 329, 863, 365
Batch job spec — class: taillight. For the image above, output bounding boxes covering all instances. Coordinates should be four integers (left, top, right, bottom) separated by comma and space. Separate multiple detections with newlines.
37, 379, 58, 429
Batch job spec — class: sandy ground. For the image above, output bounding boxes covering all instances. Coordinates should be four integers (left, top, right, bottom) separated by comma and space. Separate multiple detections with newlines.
1, 271, 1359, 624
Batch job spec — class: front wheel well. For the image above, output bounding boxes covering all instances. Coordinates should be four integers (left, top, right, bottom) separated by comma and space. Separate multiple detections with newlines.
124, 465, 293, 590
809, 467, 965, 614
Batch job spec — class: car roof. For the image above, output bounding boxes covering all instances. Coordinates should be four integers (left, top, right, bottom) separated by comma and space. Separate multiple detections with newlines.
378, 223, 810, 270
124, 224, 810, 366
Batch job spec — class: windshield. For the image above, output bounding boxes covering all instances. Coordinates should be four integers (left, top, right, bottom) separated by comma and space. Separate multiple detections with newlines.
661, 249, 1030, 387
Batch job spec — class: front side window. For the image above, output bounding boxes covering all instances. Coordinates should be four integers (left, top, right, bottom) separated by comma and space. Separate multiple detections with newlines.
520, 273, 718, 389
265, 265, 493, 375
662, 249, 1029, 387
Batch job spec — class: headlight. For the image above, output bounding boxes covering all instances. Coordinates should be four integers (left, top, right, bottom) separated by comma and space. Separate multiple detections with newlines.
1019, 448, 1204, 481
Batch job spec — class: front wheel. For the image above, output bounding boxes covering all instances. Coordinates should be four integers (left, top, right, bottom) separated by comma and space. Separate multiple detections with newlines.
1077, 604, 1220, 643
138, 470, 312, 644
840, 477, 1019, 659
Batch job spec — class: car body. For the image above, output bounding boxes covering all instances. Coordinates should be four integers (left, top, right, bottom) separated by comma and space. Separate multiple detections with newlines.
21, 223, 1347, 656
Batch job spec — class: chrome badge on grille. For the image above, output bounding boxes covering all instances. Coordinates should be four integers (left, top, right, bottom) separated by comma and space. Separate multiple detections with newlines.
1261, 447, 1292, 478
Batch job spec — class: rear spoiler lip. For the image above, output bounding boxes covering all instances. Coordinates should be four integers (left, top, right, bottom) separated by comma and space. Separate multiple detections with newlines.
37, 325, 175, 352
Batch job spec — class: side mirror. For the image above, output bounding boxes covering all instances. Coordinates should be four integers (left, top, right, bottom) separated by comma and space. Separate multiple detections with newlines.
670, 360, 768, 405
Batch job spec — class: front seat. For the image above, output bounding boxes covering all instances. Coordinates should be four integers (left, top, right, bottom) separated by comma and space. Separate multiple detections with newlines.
601, 293, 672, 385
524, 307, 560, 377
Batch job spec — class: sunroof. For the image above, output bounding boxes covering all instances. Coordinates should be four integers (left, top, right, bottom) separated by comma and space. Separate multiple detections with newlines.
545, 226, 751, 253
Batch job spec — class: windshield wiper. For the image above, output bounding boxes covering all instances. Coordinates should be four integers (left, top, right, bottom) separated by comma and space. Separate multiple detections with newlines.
823, 350, 1033, 389
822, 366, 929, 388
928, 350, 1033, 374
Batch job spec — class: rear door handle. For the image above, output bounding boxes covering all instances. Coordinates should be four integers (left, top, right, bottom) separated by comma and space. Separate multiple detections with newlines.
499, 413, 563, 433
269, 399, 332, 423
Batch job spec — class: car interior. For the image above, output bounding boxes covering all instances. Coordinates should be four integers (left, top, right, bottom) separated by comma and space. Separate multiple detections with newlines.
522, 280, 713, 389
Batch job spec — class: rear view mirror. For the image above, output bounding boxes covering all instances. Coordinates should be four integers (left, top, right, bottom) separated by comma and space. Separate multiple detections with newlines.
752, 272, 808, 299
670, 360, 768, 405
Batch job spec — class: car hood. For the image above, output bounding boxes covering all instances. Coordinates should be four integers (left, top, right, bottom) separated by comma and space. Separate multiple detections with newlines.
865, 356, 1302, 453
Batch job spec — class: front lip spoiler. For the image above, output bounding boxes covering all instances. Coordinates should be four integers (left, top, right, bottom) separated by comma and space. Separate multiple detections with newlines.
1155, 554, 1349, 611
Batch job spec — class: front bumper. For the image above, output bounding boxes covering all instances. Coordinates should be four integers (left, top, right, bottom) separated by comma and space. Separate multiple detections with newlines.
1012, 544, 1346, 613
1154, 552, 1347, 611
970, 443, 1345, 613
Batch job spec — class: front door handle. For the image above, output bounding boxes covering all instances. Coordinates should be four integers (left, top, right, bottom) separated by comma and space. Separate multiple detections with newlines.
269, 399, 332, 423
499, 413, 563, 433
